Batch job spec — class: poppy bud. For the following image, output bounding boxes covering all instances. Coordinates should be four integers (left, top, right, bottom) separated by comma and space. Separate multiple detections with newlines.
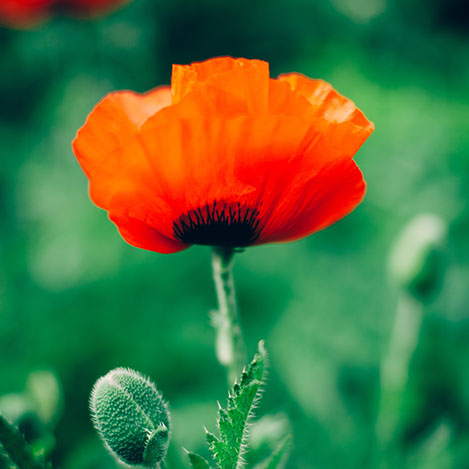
389, 214, 447, 300
90, 368, 170, 467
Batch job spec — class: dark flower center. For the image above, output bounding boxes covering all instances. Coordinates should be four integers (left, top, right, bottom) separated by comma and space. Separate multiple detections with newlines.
173, 201, 262, 247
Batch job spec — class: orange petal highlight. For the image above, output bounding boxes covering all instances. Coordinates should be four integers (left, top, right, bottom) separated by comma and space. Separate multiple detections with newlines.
73, 86, 171, 181
171, 57, 270, 114
279, 73, 373, 128
278, 73, 374, 155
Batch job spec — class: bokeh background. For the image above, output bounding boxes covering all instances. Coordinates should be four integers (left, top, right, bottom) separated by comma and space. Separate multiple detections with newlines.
1, 0, 469, 467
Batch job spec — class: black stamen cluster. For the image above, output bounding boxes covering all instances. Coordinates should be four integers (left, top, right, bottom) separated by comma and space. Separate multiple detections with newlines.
173, 200, 262, 247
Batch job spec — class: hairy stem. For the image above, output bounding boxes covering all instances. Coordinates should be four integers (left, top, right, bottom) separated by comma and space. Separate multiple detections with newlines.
376, 293, 423, 449
211, 248, 247, 385
0, 414, 44, 469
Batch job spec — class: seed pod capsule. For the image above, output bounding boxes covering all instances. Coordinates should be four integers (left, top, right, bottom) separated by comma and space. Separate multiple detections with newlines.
389, 214, 447, 300
90, 368, 170, 467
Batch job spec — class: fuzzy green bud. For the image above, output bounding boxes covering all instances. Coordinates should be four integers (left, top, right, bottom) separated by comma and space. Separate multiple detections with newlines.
90, 368, 170, 467
389, 214, 447, 300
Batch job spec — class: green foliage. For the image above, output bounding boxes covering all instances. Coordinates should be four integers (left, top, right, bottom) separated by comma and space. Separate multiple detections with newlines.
1, 0, 469, 467
0, 413, 45, 469
205, 342, 267, 468
90, 368, 170, 467
254, 435, 292, 469
0, 371, 61, 469
26, 371, 62, 428
186, 450, 212, 469
0, 370, 61, 467
0, 448, 11, 469
186, 344, 291, 469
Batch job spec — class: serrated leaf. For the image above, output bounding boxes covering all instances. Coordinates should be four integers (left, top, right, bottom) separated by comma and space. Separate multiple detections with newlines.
187, 451, 212, 469
255, 435, 292, 469
207, 341, 267, 469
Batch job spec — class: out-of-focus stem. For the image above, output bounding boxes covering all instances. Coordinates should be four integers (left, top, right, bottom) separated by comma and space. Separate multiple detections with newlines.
376, 293, 423, 448
0, 413, 44, 469
211, 248, 246, 385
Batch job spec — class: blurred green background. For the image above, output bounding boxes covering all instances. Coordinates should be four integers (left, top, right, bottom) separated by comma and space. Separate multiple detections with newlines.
1, 0, 469, 467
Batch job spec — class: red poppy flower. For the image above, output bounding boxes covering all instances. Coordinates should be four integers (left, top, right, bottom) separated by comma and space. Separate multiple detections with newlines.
0, 0, 53, 28
73, 57, 374, 254
0, 0, 130, 27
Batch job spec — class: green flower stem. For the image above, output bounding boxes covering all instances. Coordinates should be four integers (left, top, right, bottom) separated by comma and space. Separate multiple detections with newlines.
0, 413, 44, 469
376, 292, 423, 448
211, 248, 247, 385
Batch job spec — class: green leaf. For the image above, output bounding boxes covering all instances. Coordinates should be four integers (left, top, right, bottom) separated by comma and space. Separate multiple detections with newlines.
0, 446, 13, 469
207, 341, 267, 469
255, 435, 293, 469
0, 412, 44, 469
186, 450, 211, 469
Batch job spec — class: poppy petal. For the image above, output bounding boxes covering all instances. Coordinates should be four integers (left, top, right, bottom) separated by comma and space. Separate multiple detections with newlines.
109, 212, 188, 254
0, 0, 53, 28
171, 57, 270, 113
279, 73, 373, 128
276, 74, 374, 155
84, 114, 364, 251
257, 158, 365, 244
72, 86, 171, 180
73, 58, 374, 253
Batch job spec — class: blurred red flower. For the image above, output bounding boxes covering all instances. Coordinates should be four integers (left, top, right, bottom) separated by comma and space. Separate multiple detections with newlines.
57, 0, 131, 18
73, 57, 374, 254
0, 0, 53, 28
0, 0, 131, 28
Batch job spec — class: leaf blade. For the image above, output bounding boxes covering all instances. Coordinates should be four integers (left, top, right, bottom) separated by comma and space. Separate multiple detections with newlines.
186, 451, 212, 469
209, 341, 267, 468
255, 435, 293, 469
0, 412, 44, 469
